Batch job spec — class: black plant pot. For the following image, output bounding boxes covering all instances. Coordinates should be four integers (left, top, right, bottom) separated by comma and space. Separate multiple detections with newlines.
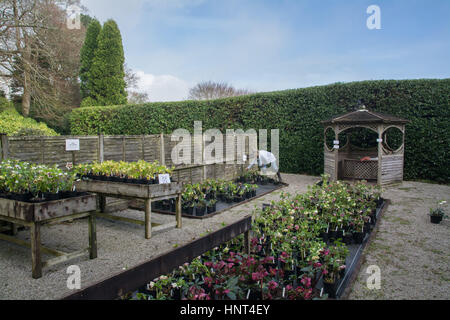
138, 178, 148, 185
339, 267, 346, 279
430, 215, 443, 224
60, 191, 78, 199
343, 234, 353, 245
43, 192, 59, 201
353, 232, 364, 244
207, 205, 216, 214
11, 193, 33, 202
154, 201, 163, 210
195, 206, 206, 217
364, 222, 372, 234
376, 198, 384, 208
171, 288, 182, 300
246, 289, 262, 300
320, 232, 329, 243
323, 281, 337, 299
330, 230, 343, 241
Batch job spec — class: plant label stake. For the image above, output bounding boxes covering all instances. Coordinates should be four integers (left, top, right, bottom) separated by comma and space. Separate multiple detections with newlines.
158, 174, 171, 184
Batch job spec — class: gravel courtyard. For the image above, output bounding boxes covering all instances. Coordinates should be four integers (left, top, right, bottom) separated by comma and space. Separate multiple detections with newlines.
0, 174, 448, 300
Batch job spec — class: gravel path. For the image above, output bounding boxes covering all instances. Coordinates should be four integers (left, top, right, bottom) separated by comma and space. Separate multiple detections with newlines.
0, 174, 317, 300
348, 181, 450, 300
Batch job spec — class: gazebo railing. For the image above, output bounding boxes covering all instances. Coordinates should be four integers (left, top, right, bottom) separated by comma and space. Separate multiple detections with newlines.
343, 159, 378, 180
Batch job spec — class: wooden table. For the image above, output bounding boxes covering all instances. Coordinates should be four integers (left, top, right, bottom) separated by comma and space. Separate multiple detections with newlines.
0, 194, 97, 279
75, 180, 183, 239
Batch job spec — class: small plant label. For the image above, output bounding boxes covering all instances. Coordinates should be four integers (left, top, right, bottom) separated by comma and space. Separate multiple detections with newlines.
66, 139, 80, 151
158, 174, 171, 184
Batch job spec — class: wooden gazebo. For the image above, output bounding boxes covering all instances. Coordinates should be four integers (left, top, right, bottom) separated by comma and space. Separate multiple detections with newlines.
322, 106, 410, 186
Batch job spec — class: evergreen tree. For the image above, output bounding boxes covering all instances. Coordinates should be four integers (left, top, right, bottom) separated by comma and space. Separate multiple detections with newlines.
88, 19, 127, 106
79, 19, 101, 100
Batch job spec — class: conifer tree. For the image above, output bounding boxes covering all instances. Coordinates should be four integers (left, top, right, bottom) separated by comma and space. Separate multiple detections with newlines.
79, 19, 101, 100
88, 19, 127, 106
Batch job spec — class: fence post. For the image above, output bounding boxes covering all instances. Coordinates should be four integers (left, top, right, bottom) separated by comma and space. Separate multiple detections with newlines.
40, 138, 45, 164
98, 134, 104, 163
160, 133, 165, 165
0, 134, 8, 160
141, 135, 145, 160
122, 136, 126, 161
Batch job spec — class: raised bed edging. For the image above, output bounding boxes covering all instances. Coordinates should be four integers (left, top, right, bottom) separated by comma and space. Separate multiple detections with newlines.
338, 198, 390, 300
62, 216, 252, 300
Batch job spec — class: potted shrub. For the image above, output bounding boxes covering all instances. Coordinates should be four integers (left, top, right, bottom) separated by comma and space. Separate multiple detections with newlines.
429, 201, 447, 224
206, 199, 217, 214
196, 200, 207, 217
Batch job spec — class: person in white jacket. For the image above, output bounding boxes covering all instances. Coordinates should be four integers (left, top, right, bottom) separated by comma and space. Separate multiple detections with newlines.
247, 150, 282, 182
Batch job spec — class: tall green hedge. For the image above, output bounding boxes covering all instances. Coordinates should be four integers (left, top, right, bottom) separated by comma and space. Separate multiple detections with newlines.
70, 79, 450, 183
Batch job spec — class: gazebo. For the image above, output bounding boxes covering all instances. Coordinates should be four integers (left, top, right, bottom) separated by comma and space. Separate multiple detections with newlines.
322, 106, 410, 186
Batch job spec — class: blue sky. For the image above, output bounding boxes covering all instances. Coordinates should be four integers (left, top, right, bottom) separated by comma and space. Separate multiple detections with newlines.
80, 0, 450, 101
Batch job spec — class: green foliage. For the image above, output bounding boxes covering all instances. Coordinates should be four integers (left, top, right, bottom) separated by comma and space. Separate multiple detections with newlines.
88, 19, 127, 106
0, 106, 58, 136
70, 79, 450, 183
0, 160, 76, 196
80, 19, 101, 99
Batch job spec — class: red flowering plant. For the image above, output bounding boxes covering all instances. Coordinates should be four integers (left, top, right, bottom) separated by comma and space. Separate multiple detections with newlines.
320, 242, 348, 284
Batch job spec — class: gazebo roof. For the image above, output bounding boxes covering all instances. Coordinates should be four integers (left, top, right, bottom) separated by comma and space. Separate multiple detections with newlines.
322, 107, 410, 126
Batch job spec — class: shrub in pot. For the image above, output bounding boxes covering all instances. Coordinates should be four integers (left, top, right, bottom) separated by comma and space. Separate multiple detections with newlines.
195, 200, 207, 217
429, 201, 447, 224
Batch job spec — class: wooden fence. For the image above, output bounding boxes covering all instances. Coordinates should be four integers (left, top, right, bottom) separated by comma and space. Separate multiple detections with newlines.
0, 133, 256, 185
1, 133, 256, 213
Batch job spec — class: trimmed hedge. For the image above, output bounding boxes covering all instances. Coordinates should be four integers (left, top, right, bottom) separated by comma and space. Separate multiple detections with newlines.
0, 104, 59, 137
70, 79, 450, 183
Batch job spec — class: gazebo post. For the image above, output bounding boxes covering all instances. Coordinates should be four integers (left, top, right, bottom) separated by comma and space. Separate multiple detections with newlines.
377, 124, 383, 185
334, 125, 339, 182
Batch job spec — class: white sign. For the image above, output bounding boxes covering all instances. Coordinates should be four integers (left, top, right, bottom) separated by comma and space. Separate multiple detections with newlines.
377, 138, 383, 143
66, 139, 80, 151
333, 140, 340, 145
158, 174, 171, 184
334, 145, 340, 150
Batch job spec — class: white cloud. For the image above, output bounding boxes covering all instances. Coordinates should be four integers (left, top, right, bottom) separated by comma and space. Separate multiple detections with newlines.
134, 71, 190, 102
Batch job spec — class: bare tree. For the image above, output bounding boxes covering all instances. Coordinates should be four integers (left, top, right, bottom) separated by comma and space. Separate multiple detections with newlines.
188, 81, 252, 100
124, 64, 149, 104
0, 0, 85, 118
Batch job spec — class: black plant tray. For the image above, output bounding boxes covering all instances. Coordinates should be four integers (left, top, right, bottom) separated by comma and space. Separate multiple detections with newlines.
133, 182, 288, 220
80, 175, 176, 185
0, 192, 90, 204
317, 198, 388, 299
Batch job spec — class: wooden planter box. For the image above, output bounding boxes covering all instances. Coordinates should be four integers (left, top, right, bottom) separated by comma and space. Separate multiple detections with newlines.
75, 180, 184, 239
0, 194, 98, 279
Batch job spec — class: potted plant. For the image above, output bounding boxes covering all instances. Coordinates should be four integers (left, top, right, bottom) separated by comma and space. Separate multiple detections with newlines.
196, 200, 207, 217
206, 199, 217, 214
429, 201, 447, 224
